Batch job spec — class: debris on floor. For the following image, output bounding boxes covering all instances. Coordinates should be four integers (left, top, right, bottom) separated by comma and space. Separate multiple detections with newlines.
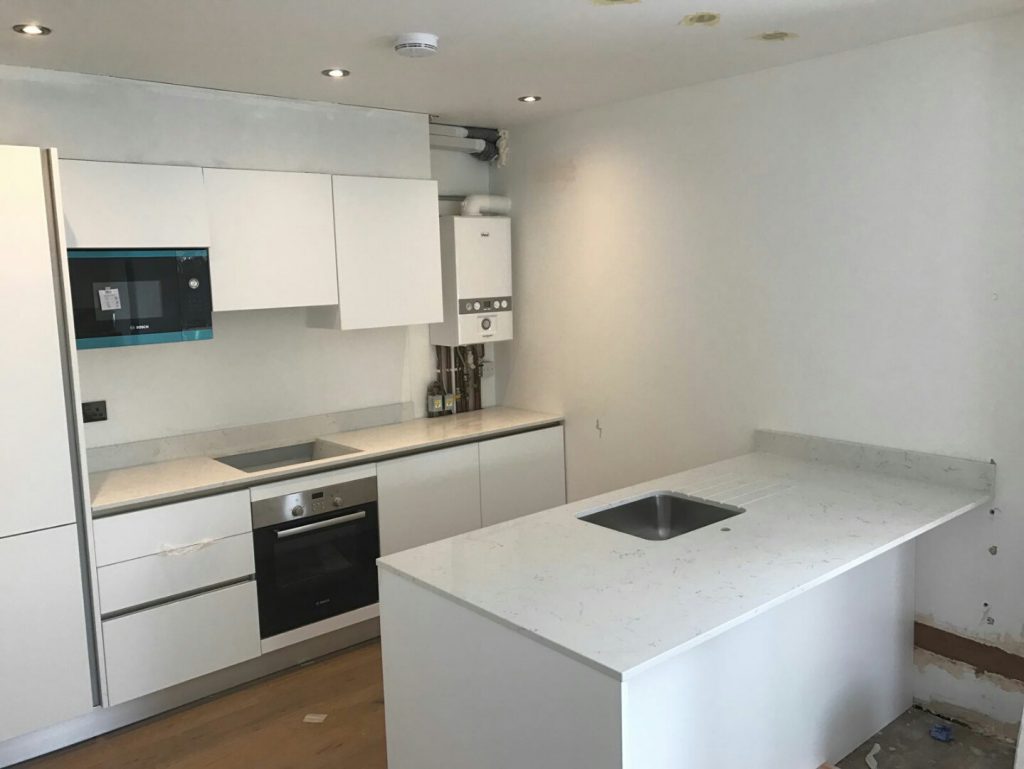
302, 713, 328, 724
838, 707, 1016, 769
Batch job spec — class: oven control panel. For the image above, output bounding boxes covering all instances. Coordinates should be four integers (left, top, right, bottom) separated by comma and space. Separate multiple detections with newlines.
251, 475, 378, 530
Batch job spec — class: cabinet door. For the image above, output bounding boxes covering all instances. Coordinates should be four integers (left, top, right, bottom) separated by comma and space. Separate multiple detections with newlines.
332, 176, 443, 330
61, 160, 209, 248
0, 146, 78, 537
377, 444, 480, 556
102, 580, 260, 705
0, 525, 94, 742
204, 168, 339, 311
480, 427, 566, 527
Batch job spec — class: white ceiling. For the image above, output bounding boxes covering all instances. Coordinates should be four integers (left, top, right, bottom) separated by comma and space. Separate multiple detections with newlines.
1, 0, 1021, 127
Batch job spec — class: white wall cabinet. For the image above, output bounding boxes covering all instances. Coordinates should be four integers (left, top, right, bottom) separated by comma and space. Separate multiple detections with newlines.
203, 168, 338, 311
332, 175, 443, 330
60, 160, 209, 248
102, 580, 260, 706
480, 426, 566, 527
0, 525, 94, 742
377, 443, 481, 556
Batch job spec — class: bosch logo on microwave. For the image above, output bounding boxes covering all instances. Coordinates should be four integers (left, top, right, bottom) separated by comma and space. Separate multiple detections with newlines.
130, 324, 150, 331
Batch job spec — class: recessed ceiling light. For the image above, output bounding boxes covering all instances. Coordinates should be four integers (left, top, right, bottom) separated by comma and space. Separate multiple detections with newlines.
756, 30, 798, 41
518, 95, 542, 103
13, 23, 51, 36
321, 68, 351, 79
681, 12, 720, 26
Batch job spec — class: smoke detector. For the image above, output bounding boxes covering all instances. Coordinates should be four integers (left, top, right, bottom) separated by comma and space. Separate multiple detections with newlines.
394, 33, 439, 58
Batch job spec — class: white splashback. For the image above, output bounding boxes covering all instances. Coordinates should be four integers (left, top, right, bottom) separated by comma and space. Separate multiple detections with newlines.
76, 310, 433, 447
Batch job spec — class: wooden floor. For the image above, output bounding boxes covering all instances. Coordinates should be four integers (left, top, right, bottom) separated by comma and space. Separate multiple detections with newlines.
23, 641, 387, 769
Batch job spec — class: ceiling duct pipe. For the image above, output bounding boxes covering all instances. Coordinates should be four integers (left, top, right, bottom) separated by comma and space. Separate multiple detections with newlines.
461, 194, 511, 217
430, 121, 502, 162
429, 135, 487, 154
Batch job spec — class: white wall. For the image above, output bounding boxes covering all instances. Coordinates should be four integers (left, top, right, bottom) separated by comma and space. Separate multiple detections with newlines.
494, 13, 1024, 726
0, 66, 488, 446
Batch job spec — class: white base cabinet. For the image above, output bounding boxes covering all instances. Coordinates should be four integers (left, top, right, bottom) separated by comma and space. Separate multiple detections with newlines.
480, 426, 566, 527
378, 443, 481, 556
0, 525, 94, 742
102, 580, 260, 706
377, 426, 566, 556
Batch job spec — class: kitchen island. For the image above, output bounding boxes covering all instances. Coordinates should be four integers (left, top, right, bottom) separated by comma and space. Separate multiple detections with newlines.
377, 430, 994, 769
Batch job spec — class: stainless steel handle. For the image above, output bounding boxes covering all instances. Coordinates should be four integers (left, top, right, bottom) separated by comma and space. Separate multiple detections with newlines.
276, 510, 366, 539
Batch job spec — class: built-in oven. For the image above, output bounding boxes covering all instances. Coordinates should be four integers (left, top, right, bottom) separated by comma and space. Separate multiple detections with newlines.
251, 475, 380, 640
67, 248, 213, 349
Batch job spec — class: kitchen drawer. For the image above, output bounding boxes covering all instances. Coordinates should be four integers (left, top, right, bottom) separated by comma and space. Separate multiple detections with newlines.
93, 491, 250, 566
97, 532, 254, 616
103, 580, 260, 705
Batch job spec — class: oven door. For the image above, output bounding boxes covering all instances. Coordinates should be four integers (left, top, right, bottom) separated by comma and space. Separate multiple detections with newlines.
67, 248, 212, 348
253, 503, 380, 639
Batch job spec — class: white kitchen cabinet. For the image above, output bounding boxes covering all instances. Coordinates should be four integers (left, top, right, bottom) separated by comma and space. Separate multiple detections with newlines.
377, 443, 481, 555
0, 146, 78, 537
203, 168, 338, 311
480, 426, 566, 527
332, 175, 443, 329
92, 490, 251, 567
0, 525, 94, 742
102, 580, 260, 706
97, 532, 254, 615
60, 160, 209, 248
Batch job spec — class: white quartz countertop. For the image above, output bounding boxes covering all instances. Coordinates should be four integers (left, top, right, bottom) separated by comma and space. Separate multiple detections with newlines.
89, 407, 562, 515
378, 432, 993, 680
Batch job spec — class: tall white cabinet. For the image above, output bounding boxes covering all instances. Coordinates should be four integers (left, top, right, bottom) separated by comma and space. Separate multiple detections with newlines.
0, 527, 95, 742
0, 146, 94, 742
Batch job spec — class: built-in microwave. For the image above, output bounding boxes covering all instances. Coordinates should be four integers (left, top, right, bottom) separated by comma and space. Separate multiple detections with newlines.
67, 248, 213, 349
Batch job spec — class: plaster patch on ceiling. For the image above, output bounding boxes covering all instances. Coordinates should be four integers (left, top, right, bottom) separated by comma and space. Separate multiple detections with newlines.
681, 12, 722, 26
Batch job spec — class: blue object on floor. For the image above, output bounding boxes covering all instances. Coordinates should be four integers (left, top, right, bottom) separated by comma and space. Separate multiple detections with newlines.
930, 723, 954, 742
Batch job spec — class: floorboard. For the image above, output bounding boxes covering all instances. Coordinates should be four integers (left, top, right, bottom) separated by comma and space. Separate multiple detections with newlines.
20, 641, 1017, 769
21, 641, 387, 769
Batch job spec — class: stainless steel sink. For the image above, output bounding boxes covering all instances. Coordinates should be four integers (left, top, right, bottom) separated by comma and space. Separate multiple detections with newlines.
215, 440, 360, 473
579, 492, 744, 541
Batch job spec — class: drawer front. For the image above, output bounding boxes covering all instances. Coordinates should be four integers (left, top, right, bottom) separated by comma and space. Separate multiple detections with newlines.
103, 581, 260, 706
93, 491, 251, 566
98, 532, 254, 616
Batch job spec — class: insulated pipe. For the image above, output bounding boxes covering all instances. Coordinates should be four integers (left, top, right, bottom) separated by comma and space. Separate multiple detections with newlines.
429, 123, 470, 138
461, 194, 512, 217
429, 135, 486, 154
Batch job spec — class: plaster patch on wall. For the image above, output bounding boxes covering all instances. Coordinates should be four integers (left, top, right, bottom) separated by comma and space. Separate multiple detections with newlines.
915, 648, 1024, 740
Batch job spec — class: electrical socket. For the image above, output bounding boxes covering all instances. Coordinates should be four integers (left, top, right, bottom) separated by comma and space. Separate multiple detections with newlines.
82, 400, 107, 423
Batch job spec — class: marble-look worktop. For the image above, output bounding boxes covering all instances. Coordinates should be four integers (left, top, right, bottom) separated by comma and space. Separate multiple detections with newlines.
89, 407, 562, 516
378, 431, 993, 680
